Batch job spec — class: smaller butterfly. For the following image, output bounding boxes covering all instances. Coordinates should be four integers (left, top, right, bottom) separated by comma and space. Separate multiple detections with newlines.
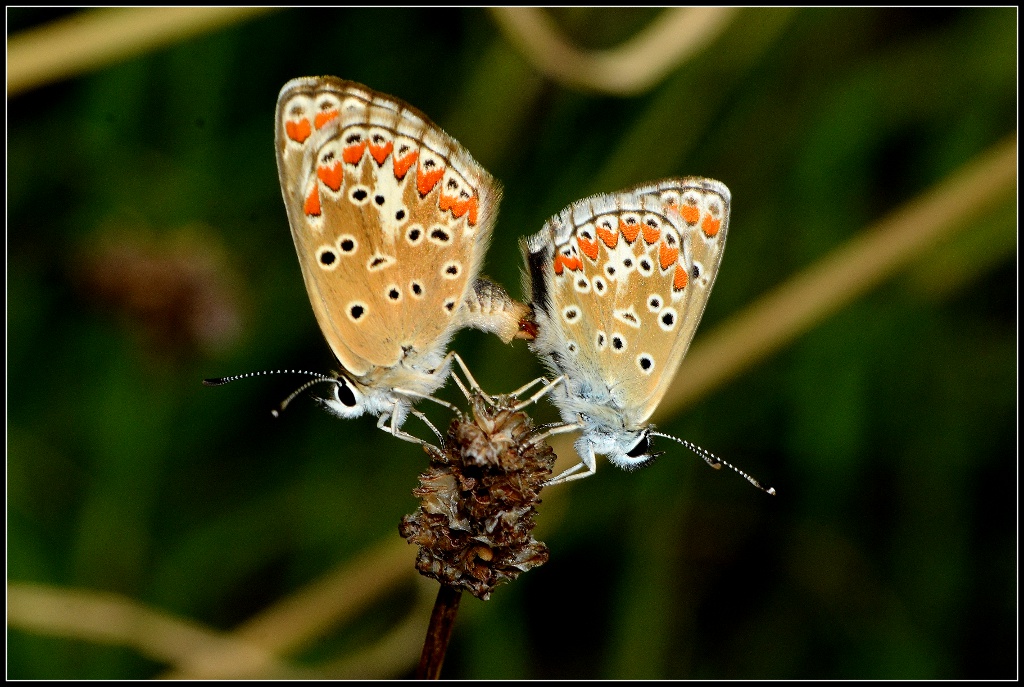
522, 178, 772, 492
207, 77, 530, 444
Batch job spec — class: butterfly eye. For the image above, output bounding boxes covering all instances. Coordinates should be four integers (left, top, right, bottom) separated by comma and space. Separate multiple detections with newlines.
334, 379, 358, 408
626, 433, 651, 458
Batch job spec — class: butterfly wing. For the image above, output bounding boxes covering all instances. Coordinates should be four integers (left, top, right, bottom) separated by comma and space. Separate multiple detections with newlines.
525, 178, 729, 428
275, 77, 500, 379
637, 178, 730, 417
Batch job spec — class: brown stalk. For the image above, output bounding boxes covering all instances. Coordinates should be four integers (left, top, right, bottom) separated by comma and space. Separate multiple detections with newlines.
416, 584, 463, 679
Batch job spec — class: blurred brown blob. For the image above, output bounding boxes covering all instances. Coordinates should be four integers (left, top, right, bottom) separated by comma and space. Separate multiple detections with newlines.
400, 391, 555, 600
74, 223, 243, 357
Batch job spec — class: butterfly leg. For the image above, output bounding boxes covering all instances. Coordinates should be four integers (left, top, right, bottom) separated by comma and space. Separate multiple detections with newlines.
449, 352, 497, 406
512, 375, 565, 412
378, 404, 436, 448
394, 387, 461, 416
506, 375, 554, 399
409, 407, 445, 444
543, 442, 597, 486
526, 420, 582, 447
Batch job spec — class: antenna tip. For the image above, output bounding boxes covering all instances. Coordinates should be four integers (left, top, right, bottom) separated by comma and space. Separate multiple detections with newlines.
203, 377, 225, 386
767, 487, 777, 496
270, 409, 281, 419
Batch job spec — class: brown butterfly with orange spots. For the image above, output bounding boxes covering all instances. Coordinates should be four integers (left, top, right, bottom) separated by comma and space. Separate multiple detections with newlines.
522, 178, 771, 491
269, 76, 528, 442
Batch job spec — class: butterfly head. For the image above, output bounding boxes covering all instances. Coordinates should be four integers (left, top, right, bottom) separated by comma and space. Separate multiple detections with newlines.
318, 373, 368, 419
577, 425, 664, 472
316, 370, 422, 427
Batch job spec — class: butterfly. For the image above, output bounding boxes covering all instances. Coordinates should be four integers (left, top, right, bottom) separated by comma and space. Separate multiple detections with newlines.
522, 177, 748, 485
267, 76, 529, 443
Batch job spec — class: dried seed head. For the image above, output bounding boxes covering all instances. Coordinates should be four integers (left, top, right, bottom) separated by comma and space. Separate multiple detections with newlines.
399, 392, 555, 600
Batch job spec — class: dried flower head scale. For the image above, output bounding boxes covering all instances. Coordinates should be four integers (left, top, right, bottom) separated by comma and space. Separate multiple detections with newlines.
400, 369, 557, 601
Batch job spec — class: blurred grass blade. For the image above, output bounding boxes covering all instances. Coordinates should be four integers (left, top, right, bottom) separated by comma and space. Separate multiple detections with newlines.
7, 581, 304, 678
490, 7, 738, 95
8, 7, 275, 96
161, 536, 415, 679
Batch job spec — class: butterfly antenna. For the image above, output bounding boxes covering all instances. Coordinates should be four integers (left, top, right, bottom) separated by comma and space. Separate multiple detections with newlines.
202, 369, 340, 418
650, 431, 776, 496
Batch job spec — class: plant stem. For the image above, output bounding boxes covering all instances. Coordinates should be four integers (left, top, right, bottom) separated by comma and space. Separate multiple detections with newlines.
416, 584, 462, 679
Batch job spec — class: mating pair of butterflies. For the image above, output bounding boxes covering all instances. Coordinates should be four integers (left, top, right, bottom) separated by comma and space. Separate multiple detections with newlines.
269, 75, 731, 486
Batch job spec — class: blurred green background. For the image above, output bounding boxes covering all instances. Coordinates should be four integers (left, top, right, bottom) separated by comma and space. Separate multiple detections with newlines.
7, 7, 1016, 679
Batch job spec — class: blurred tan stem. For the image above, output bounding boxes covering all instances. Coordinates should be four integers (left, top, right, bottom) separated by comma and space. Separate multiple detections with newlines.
161, 535, 415, 679
489, 7, 738, 95
7, 582, 303, 678
8, 7, 275, 95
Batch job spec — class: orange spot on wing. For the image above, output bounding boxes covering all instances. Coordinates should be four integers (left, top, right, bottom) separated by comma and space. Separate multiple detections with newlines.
680, 204, 700, 225
659, 242, 679, 270
342, 142, 366, 165
393, 150, 418, 180
285, 118, 311, 143
620, 219, 640, 243
673, 264, 689, 291
304, 185, 321, 216
416, 164, 444, 196
565, 256, 582, 272
440, 193, 476, 223
701, 215, 722, 237
314, 110, 339, 129
369, 141, 393, 165
642, 225, 661, 245
466, 195, 479, 226
578, 236, 599, 261
317, 161, 343, 192
553, 254, 565, 275
597, 225, 619, 248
